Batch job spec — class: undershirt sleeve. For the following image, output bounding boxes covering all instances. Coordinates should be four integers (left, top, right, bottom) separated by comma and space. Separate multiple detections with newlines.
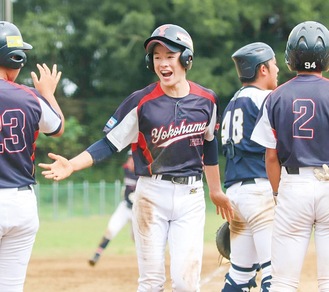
203, 137, 219, 165
86, 137, 118, 164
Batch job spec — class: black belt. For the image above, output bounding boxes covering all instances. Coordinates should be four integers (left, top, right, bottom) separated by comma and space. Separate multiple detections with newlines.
285, 167, 299, 174
159, 175, 202, 185
241, 179, 256, 185
18, 185, 32, 191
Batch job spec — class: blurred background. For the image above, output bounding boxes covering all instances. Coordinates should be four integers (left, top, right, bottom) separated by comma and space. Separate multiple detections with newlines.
2, 0, 329, 185
1, 5, 321, 289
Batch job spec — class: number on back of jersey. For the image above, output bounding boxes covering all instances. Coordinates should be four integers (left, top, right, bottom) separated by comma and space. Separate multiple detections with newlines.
304, 62, 316, 70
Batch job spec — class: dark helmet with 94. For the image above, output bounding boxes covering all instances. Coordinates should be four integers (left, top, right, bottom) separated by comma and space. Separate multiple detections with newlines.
144, 24, 194, 71
285, 21, 329, 72
232, 42, 275, 79
0, 21, 32, 69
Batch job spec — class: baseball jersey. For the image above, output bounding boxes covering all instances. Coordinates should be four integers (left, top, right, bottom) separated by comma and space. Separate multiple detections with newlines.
103, 81, 219, 177
123, 164, 138, 208
221, 86, 270, 188
251, 74, 329, 167
0, 80, 62, 188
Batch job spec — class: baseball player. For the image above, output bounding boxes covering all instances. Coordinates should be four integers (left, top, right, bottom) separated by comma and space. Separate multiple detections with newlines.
88, 150, 138, 266
251, 21, 329, 291
39, 23, 233, 291
221, 42, 278, 292
0, 21, 64, 291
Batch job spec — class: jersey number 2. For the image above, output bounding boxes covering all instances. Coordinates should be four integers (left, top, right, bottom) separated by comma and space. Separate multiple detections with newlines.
293, 99, 315, 139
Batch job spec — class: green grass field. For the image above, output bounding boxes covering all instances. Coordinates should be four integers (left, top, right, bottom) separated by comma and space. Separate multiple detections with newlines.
31, 210, 226, 258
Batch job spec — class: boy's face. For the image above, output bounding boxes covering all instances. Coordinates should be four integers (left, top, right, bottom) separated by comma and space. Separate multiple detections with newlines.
152, 44, 186, 88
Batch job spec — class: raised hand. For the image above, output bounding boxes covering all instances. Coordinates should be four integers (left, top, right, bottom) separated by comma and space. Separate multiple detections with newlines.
31, 63, 62, 98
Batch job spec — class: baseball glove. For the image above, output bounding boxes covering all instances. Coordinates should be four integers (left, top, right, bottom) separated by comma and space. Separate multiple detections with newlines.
215, 221, 230, 260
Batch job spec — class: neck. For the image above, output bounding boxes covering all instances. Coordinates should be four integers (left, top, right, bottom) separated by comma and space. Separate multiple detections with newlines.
160, 80, 190, 98
242, 81, 265, 90
297, 71, 322, 77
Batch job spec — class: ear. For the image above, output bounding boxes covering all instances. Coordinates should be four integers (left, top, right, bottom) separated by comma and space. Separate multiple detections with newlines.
259, 63, 269, 76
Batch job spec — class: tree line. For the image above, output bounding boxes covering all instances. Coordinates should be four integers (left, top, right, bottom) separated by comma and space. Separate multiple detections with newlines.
10, 0, 329, 182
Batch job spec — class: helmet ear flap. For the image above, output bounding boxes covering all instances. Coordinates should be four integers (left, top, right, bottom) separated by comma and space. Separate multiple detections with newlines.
180, 48, 193, 70
4, 50, 27, 69
145, 53, 154, 72
145, 49, 193, 72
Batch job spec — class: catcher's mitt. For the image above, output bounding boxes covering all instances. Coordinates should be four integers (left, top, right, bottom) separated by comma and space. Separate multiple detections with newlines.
215, 221, 230, 260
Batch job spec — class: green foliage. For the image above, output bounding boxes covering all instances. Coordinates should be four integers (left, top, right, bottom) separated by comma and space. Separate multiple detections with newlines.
10, 0, 329, 181
36, 116, 86, 160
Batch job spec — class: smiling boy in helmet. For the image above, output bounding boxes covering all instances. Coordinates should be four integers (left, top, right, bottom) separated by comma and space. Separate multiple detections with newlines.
39, 23, 233, 291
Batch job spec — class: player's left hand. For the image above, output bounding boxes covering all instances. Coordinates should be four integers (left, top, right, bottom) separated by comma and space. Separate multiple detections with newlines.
314, 164, 329, 181
38, 153, 73, 181
209, 190, 234, 222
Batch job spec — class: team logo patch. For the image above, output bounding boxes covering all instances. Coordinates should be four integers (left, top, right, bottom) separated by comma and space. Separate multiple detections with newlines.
6, 36, 24, 48
190, 188, 198, 194
106, 117, 117, 129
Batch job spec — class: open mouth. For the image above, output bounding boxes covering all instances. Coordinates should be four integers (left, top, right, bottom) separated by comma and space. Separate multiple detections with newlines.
161, 71, 172, 77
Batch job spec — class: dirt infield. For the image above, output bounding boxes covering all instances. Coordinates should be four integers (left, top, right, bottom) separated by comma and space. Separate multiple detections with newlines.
24, 241, 317, 292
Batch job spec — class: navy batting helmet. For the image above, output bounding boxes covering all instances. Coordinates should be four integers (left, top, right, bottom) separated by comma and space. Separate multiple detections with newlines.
0, 21, 32, 69
285, 21, 329, 72
232, 42, 275, 79
144, 24, 194, 71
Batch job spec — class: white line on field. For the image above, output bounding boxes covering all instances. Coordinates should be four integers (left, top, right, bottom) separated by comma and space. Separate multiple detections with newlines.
200, 264, 228, 287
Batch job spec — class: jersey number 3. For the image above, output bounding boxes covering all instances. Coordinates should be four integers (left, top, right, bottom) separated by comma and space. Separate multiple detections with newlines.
0, 110, 26, 153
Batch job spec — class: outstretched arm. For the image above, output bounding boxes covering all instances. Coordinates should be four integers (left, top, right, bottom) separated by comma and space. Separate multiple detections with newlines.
39, 151, 93, 181
39, 138, 118, 181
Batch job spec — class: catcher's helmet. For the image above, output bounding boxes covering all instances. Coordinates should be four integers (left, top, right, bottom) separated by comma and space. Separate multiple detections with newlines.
144, 24, 194, 71
0, 21, 32, 69
232, 42, 275, 79
285, 21, 329, 72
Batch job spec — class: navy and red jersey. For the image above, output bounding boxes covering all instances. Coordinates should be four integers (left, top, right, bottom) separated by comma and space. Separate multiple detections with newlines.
0, 80, 62, 188
123, 164, 138, 208
252, 74, 329, 167
221, 87, 270, 188
103, 81, 219, 177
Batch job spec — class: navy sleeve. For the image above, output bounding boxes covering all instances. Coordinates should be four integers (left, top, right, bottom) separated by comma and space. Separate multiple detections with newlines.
203, 137, 219, 165
86, 137, 117, 164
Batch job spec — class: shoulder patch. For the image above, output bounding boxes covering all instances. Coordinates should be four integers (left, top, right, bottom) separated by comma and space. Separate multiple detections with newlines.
106, 117, 117, 129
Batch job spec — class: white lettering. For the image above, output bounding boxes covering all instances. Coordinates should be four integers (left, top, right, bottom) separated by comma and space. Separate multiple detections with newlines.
151, 120, 207, 145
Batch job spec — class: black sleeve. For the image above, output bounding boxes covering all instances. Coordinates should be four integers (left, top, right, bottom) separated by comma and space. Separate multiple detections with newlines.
86, 137, 117, 164
203, 137, 219, 165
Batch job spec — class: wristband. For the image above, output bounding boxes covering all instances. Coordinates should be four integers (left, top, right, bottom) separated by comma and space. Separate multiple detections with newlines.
273, 191, 278, 196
